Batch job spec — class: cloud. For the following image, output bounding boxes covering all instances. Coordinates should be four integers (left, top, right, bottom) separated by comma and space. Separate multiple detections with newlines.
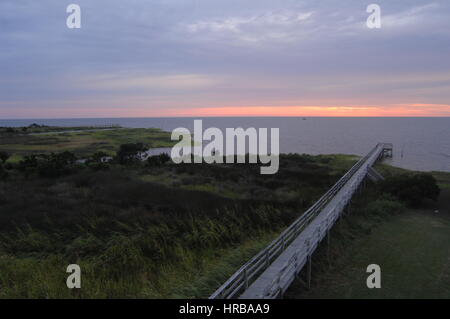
0, 0, 450, 118
186, 11, 313, 33
82, 74, 220, 91
382, 3, 440, 29
183, 10, 314, 44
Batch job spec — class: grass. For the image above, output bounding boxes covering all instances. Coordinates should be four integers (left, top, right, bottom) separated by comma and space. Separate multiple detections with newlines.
432, 171, 450, 190
148, 230, 282, 298
0, 151, 359, 298
285, 171, 450, 299
139, 154, 357, 202
0, 125, 120, 135
0, 229, 282, 299
0, 127, 174, 160
287, 209, 450, 299
2, 128, 447, 299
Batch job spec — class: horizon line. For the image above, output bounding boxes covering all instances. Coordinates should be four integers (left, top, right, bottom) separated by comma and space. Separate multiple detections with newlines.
1, 115, 450, 121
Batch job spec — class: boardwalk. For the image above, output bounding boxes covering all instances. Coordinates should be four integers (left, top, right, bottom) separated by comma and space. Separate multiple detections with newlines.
210, 143, 393, 299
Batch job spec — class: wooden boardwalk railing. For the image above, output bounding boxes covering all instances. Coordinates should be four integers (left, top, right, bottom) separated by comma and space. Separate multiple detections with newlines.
210, 143, 393, 299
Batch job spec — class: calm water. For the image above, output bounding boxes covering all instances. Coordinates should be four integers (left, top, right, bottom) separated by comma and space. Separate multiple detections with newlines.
1, 117, 449, 172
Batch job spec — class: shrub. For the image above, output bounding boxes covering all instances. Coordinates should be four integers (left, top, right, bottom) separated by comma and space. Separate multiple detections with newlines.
87, 162, 110, 171
116, 143, 147, 164
159, 153, 171, 164
18, 151, 78, 177
87, 151, 110, 163
381, 173, 440, 207
0, 151, 9, 163
86, 152, 111, 171
146, 153, 171, 167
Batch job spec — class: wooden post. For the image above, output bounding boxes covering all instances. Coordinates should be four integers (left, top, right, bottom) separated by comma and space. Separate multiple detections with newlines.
244, 268, 249, 289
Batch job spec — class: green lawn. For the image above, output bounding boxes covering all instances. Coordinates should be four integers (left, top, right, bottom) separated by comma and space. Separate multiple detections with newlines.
286, 187, 450, 299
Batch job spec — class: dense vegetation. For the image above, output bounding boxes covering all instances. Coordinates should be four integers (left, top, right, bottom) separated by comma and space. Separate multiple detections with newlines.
0, 126, 443, 298
381, 173, 440, 206
0, 131, 357, 298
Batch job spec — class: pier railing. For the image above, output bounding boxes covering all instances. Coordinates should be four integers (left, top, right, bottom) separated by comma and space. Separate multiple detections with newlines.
210, 143, 392, 299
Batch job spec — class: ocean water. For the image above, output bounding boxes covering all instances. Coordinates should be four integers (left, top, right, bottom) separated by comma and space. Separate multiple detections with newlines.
1, 117, 449, 172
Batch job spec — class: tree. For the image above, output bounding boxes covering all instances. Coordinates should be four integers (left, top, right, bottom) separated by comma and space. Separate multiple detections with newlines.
116, 143, 147, 164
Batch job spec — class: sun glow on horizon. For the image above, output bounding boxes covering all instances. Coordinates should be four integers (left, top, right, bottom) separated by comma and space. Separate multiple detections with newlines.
1, 103, 450, 119
158, 104, 450, 118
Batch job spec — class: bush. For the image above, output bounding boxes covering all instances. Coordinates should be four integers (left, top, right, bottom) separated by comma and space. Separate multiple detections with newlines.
146, 153, 171, 167
116, 143, 147, 164
84, 151, 111, 171
381, 173, 440, 207
18, 151, 78, 178
87, 151, 110, 163
87, 162, 110, 171
0, 151, 9, 163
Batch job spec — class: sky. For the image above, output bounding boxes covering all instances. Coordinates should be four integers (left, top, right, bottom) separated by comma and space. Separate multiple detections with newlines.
1, 0, 450, 118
